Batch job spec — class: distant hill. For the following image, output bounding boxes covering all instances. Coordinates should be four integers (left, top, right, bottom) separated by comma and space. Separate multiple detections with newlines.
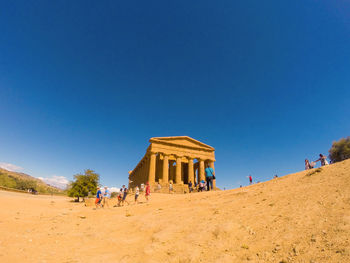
0, 168, 64, 194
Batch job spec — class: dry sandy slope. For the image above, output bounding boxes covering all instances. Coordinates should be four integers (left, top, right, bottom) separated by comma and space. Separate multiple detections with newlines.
0, 159, 349, 263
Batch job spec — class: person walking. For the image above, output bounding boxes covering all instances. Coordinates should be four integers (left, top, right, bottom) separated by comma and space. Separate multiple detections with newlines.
102, 186, 110, 208
117, 191, 123, 206
248, 175, 253, 185
145, 182, 151, 201
205, 163, 215, 191
315, 154, 329, 166
121, 185, 129, 206
95, 187, 102, 209
134, 186, 140, 204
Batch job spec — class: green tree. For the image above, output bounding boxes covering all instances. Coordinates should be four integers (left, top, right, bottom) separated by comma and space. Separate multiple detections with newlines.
16, 179, 37, 191
329, 136, 350, 163
67, 169, 100, 202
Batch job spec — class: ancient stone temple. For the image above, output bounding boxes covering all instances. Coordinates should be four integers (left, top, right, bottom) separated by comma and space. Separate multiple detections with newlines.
128, 136, 216, 193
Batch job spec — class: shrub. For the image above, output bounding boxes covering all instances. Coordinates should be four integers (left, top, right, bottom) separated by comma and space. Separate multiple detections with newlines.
306, 168, 322, 176
329, 137, 350, 163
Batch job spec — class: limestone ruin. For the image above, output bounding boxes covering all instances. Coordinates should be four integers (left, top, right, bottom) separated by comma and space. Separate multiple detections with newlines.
129, 136, 216, 193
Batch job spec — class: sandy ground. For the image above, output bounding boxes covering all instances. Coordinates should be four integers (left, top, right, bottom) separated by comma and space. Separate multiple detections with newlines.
0, 159, 349, 263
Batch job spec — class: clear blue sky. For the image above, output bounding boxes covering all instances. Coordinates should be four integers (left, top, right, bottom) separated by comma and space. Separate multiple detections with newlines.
1, 1, 349, 189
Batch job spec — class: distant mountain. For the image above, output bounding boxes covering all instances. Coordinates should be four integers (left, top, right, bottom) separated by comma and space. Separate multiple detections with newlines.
0, 168, 64, 194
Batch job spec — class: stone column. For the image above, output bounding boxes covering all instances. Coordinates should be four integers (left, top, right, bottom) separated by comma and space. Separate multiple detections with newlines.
209, 161, 215, 169
148, 152, 156, 185
142, 161, 146, 183
169, 160, 175, 183
199, 159, 205, 182
162, 154, 169, 184
138, 164, 142, 184
145, 158, 148, 181
188, 157, 194, 184
210, 160, 216, 188
175, 156, 182, 184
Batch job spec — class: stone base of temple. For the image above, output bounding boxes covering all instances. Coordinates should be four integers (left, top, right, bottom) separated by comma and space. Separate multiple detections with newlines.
150, 183, 220, 194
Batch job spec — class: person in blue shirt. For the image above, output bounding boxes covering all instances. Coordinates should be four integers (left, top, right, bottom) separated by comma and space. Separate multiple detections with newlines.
205, 163, 215, 191
95, 187, 102, 208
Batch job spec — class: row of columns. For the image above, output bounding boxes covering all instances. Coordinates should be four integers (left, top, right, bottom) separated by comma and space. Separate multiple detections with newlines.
131, 154, 150, 186
147, 152, 214, 185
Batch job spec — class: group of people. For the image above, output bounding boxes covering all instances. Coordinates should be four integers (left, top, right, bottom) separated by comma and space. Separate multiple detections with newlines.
305, 153, 329, 170
95, 182, 152, 208
133, 182, 151, 203
94, 164, 216, 208
187, 163, 216, 192
95, 186, 111, 208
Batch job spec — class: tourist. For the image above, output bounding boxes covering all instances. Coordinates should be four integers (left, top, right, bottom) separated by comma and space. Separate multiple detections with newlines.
194, 181, 198, 191
95, 187, 102, 208
305, 159, 311, 170
117, 191, 123, 206
134, 186, 140, 204
157, 182, 162, 192
315, 154, 329, 166
188, 181, 193, 193
102, 186, 110, 208
121, 185, 129, 206
305, 159, 315, 170
199, 180, 205, 192
169, 181, 173, 193
205, 163, 215, 191
248, 175, 253, 185
145, 182, 151, 201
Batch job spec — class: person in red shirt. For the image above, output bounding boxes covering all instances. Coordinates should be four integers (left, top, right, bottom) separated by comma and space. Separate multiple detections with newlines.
145, 182, 151, 202
249, 175, 252, 185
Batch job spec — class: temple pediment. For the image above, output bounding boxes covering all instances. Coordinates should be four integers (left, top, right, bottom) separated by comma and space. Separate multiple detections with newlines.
150, 136, 214, 151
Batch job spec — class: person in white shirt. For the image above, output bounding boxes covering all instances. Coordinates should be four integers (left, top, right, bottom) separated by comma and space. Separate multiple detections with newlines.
169, 181, 173, 193
315, 154, 329, 166
135, 186, 140, 204
102, 186, 110, 208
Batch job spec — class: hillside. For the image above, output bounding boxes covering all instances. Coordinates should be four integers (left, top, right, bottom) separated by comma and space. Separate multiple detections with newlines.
0, 159, 349, 262
0, 168, 63, 194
